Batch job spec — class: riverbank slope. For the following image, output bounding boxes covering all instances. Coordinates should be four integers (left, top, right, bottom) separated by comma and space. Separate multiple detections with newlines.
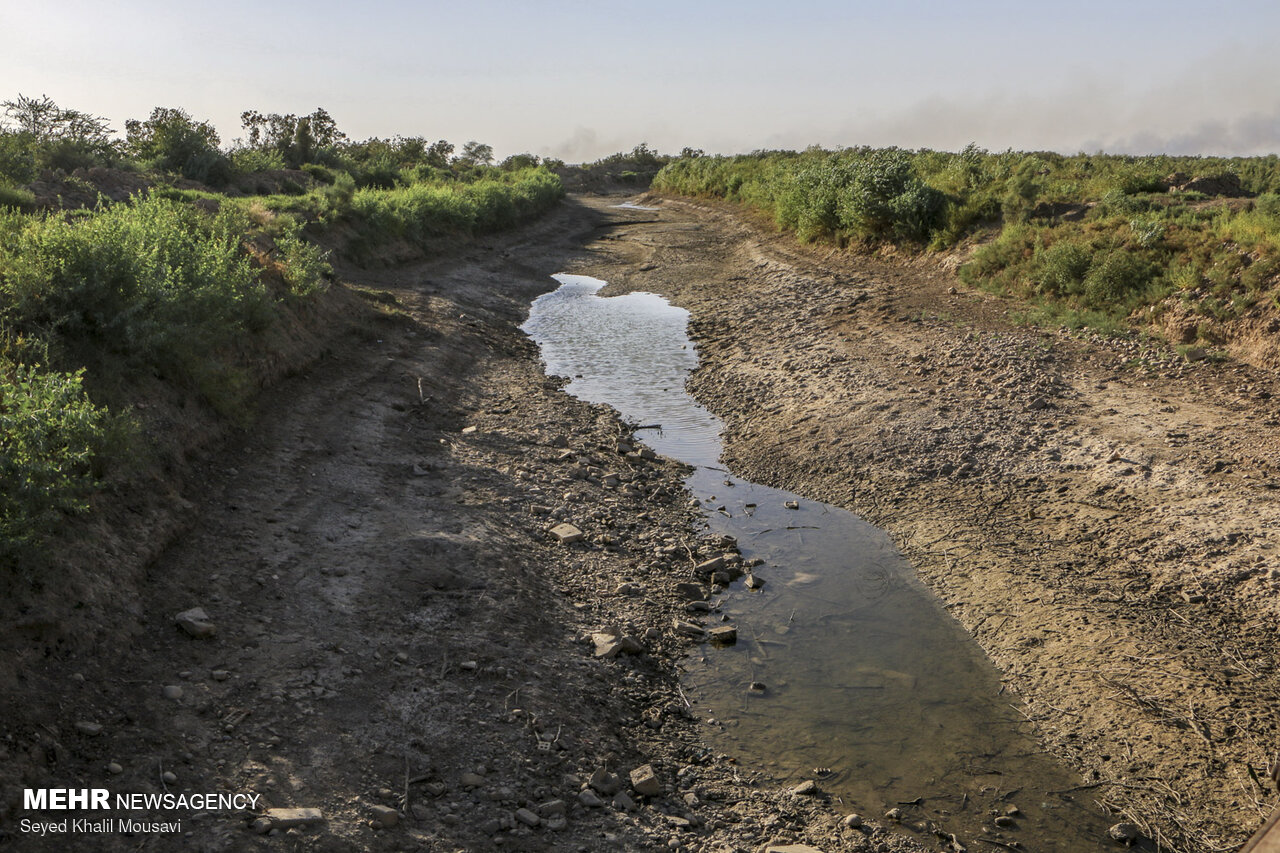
578, 193, 1280, 852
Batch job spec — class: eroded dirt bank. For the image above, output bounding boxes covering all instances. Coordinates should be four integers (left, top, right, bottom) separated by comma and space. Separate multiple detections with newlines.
2, 197, 922, 853
576, 194, 1280, 852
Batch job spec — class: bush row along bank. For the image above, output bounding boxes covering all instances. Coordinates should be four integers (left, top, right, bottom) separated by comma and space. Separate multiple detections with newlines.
0, 167, 565, 570
653, 147, 1280, 335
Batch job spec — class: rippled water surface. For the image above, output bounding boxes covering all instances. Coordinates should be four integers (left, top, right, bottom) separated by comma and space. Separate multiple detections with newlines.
522, 273, 1116, 851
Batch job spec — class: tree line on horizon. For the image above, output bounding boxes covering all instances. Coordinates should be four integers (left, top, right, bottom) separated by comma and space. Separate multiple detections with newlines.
0, 93, 550, 197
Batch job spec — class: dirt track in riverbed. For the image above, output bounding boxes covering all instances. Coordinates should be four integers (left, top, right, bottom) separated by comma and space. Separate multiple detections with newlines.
1, 195, 926, 853
574, 193, 1280, 852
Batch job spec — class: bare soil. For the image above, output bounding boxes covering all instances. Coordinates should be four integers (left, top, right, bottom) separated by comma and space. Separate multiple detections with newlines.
576, 193, 1280, 852
0, 196, 922, 853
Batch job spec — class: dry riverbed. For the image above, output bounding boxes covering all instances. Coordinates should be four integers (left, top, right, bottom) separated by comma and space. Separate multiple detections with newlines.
577, 193, 1280, 852
1, 196, 924, 852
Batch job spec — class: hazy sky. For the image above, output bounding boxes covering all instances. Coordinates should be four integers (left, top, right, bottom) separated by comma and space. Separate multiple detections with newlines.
4, 0, 1279, 161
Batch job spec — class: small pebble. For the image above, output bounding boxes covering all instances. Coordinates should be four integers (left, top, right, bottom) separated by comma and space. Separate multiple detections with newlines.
162, 685, 184, 700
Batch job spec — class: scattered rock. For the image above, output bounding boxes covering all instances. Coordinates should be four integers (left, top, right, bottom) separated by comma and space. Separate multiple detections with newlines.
250, 816, 272, 834
708, 626, 737, 645
694, 556, 725, 575
537, 799, 567, 818
590, 768, 623, 795
675, 582, 708, 601
74, 721, 102, 736
549, 522, 584, 544
211, 670, 231, 681
514, 807, 541, 827
612, 791, 637, 811
369, 804, 399, 828
790, 780, 818, 796
174, 607, 216, 638
615, 582, 641, 596
630, 764, 662, 797
784, 500, 799, 510
106, 762, 123, 775
459, 772, 485, 788
1109, 822, 1141, 844
885, 807, 903, 821
766, 845, 826, 853
545, 814, 567, 831
162, 685, 184, 700
578, 790, 605, 808
162, 771, 178, 785
994, 815, 1015, 827
744, 574, 765, 590
843, 813, 863, 829
265, 808, 324, 829
672, 619, 707, 638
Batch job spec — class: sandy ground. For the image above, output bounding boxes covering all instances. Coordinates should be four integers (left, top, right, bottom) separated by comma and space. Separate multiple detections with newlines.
575, 193, 1280, 852
0, 196, 925, 853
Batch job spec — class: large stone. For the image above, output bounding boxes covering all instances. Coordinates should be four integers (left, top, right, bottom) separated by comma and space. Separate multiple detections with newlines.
514, 807, 540, 827
536, 800, 567, 818
708, 626, 737, 645
694, 556, 725, 575
175, 608, 216, 638
1109, 823, 1141, 844
589, 768, 622, 795
592, 632, 624, 659
266, 808, 324, 829
675, 582, 708, 601
369, 804, 398, 828
629, 764, 662, 797
549, 523, 584, 544
672, 619, 706, 638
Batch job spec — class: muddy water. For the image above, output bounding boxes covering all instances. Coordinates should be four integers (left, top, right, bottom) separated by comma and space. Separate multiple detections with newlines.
523, 274, 1115, 851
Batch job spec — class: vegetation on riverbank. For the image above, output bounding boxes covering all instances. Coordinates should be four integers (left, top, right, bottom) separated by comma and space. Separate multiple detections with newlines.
0, 94, 566, 567
654, 147, 1280, 334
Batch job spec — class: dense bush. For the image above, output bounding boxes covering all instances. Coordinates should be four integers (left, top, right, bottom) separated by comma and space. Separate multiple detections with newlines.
344, 167, 563, 248
0, 364, 112, 565
125, 107, 230, 185
0, 196, 327, 411
657, 146, 1280, 332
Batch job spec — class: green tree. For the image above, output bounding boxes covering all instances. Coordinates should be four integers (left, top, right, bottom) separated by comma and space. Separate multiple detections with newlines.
125, 107, 228, 184
457, 141, 494, 166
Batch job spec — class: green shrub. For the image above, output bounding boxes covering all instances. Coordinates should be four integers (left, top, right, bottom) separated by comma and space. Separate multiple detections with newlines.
0, 196, 278, 412
0, 131, 38, 184
230, 146, 286, 175
1082, 251, 1154, 308
0, 182, 35, 210
1037, 240, 1092, 296
0, 363, 112, 565
301, 163, 335, 185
